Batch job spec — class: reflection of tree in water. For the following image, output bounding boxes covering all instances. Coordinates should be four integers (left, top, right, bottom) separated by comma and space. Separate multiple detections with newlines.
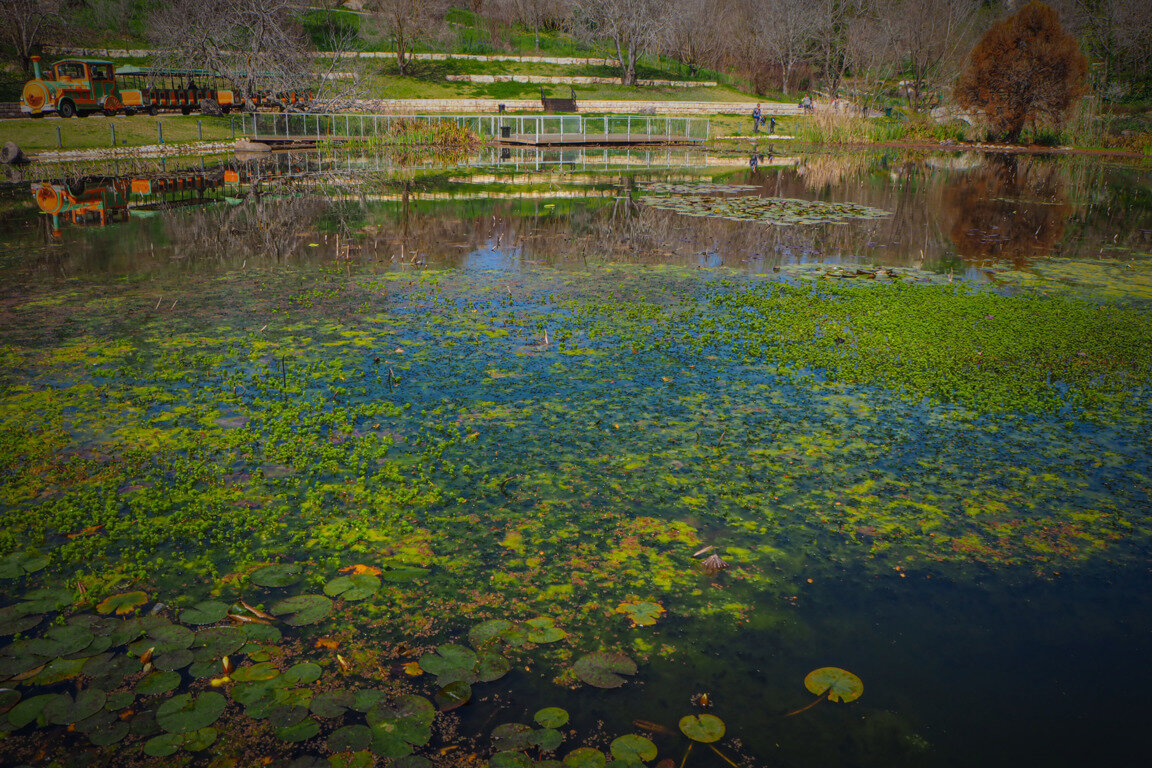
944, 155, 1071, 266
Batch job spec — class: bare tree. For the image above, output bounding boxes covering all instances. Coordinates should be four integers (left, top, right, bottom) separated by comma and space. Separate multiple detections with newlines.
499, 0, 574, 51
149, 0, 313, 111
844, 8, 899, 112
0, 0, 63, 74
661, 0, 732, 76
573, 0, 662, 85
880, 0, 981, 111
748, 0, 819, 96
369, 0, 446, 76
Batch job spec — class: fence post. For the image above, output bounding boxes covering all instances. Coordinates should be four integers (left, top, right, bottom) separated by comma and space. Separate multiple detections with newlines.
604, 116, 607, 138
627, 117, 631, 140
230, 114, 235, 140
197, 120, 202, 141
252, 113, 257, 140
110, 124, 115, 147
55, 124, 62, 149
157, 121, 163, 145
361, 114, 364, 137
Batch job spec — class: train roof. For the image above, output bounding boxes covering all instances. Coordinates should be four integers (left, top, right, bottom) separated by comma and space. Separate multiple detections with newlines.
52, 58, 117, 66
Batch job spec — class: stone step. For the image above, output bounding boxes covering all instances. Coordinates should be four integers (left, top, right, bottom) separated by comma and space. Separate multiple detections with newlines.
0, 102, 26, 119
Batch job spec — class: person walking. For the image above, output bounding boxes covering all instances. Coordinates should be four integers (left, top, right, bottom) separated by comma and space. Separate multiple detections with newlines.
752, 103, 762, 134
769, 116, 776, 135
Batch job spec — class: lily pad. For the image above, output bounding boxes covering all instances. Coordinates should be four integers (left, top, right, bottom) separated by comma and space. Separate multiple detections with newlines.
678, 714, 725, 743
610, 734, 657, 763
572, 652, 637, 688
180, 600, 229, 625
312, 689, 356, 718
45, 689, 106, 725
270, 594, 332, 626
469, 619, 514, 647
250, 563, 302, 587
526, 617, 567, 643
615, 601, 665, 628
367, 695, 435, 758
136, 670, 183, 695
804, 666, 863, 702
531, 727, 564, 751
144, 732, 183, 757
19, 587, 72, 612
434, 680, 471, 711
96, 591, 148, 615
7, 693, 56, 728
492, 722, 534, 750
88, 720, 130, 746
476, 652, 511, 682
0, 604, 42, 635
324, 574, 380, 601
564, 747, 607, 768
329, 723, 373, 752
0, 551, 49, 578
184, 726, 219, 751
491, 752, 533, 768
330, 752, 375, 768
419, 643, 478, 683
232, 661, 280, 682
535, 707, 569, 728
282, 661, 323, 685
277, 717, 321, 742
156, 691, 227, 733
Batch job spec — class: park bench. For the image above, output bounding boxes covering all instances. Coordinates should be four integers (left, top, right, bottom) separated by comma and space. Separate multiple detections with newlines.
541, 87, 577, 113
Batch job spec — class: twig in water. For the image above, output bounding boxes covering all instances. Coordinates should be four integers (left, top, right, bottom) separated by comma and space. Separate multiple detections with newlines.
679, 742, 693, 768
155, 296, 163, 310
170, 299, 178, 310
709, 744, 740, 768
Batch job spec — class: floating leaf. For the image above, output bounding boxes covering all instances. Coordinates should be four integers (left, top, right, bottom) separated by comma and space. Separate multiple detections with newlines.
329, 724, 373, 752
469, 619, 515, 647
339, 564, 382, 576
44, 689, 105, 725
535, 707, 569, 728
180, 601, 229, 625
250, 563, 302, 587
0, 551, 49, 579
154, 649, 194, 671
105, 691, 134, 710
615, 601, 665, 628
19, 588, 72, 613
491, 752, 533, 768
531, 728, 564, 752
271, 595, 332, 626
192, 626, 245, 659
96, 591, 148, 615
678, 714, 725, 743
156, 692, 227, 733
312, 690, 356, 719
804, 666, 863, 703
324, 574, 380, 601
434, 680, 471, 711
492, 722, 534, 750
476, 652, 511, 682
330, 751, 375, 768
144, 733, 183, 757
572, 652, 637, 688
0, 604, 42, 635
184, 726, 218, 751
232, 662, 280, 682
563, 747, 607, 768
526, 617, 567, 643
7, 693, 55, 728
88, 720, 130, 746
277, 717, 321, 742
136, 671, 182, 697
367, 695, 435, 757
283, 661, 322, 685
610, 734, 657, 763
419, 643, 478, 683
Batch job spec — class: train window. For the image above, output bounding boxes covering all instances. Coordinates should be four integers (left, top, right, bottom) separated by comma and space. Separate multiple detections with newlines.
90, 64, 113, 80
55, 62, 85, 81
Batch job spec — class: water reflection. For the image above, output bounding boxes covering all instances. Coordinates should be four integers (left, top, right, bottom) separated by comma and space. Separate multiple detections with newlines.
8, 147, 1152, 279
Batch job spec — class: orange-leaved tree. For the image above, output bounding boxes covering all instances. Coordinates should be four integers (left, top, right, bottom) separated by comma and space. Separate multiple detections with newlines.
954, 2, 1087, 143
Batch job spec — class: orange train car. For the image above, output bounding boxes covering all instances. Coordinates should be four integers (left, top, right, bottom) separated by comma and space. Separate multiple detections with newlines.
21, 56, 310, 118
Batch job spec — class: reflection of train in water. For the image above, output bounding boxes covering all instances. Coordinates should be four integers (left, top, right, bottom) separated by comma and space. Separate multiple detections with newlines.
30, 156, 316, 237
21, 56, 310, 118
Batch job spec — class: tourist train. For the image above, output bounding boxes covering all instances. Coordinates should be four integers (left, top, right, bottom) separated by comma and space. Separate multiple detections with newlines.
20, 56, 310, 118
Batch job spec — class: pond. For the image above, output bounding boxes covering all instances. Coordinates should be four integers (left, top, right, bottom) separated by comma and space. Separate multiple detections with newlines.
1, 145, 1151, 768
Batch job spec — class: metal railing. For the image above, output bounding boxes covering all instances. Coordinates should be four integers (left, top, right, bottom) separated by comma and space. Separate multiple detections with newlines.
244, 113, 710, 142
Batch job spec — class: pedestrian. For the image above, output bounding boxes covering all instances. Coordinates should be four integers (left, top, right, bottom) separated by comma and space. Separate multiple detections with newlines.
752, 103, 762, 134
769, 116, 776, 134
750, 153, 758, 170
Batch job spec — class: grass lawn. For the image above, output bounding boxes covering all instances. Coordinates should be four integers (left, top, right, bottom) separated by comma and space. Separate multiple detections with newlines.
0, 114, 237, 153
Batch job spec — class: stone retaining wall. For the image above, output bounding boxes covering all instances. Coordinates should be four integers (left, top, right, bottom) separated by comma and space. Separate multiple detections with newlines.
444, 74, 716, 87
0, 103, 25, 119
354, 99, 805, 116
44, 46, 617, 66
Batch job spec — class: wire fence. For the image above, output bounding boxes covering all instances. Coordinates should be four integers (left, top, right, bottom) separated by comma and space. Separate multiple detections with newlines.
244, 113, 710, 142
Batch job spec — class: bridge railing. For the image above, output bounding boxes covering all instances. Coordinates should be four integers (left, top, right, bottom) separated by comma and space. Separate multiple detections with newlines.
245, 113, 710, 142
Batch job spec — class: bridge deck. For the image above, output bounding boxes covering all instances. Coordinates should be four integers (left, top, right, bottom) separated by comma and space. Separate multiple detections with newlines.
499, 132, 703, 147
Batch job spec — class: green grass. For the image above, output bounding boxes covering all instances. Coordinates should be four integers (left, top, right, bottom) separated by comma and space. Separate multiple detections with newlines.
0, 114, 236, 153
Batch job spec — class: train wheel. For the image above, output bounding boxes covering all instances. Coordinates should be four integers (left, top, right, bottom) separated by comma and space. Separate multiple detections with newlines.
181, 106, 191, 116
124, 108, 136, 117
58, 100, 76, 119
147, 105, 158, 116
103, 108, 118, 117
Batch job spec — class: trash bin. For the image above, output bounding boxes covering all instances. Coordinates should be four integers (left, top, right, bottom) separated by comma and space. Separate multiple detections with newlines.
498, 104, 506, 113
500, 126, 512, 139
